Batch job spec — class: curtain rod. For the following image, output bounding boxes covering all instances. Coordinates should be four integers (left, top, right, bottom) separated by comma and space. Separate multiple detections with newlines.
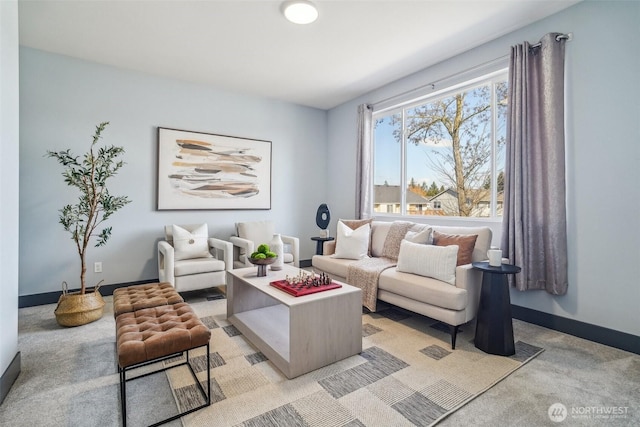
371, 54, 509, 110
530, 32, 572, 49
371, 32, 572, 111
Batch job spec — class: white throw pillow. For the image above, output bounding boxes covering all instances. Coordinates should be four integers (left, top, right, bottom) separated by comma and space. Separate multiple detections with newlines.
396, 240, 458, 285
172, 224, 211, 260
404, 225, 432, 244
332, 221, 370, 260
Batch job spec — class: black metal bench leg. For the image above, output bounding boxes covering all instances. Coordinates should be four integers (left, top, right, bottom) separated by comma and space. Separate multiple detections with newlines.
207, 343, 211, 405
120, 344, 211, 427
119, 365, 127, 427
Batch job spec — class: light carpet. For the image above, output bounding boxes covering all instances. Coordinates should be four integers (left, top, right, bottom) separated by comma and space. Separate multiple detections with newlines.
163, 298, 543, 427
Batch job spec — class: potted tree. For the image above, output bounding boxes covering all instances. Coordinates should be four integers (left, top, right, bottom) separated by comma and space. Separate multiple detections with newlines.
47, 122, 131, 326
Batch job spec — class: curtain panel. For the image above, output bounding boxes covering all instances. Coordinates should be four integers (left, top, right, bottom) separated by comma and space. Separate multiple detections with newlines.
356, 104, 373, 219
501, 33, 568, 295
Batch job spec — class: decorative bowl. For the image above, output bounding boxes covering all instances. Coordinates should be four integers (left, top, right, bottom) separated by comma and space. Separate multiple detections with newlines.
249, 256, 277, 276
249, 257, 277, 265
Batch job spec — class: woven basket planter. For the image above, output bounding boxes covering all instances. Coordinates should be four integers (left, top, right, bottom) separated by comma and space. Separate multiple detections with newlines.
54, 282, 106, 327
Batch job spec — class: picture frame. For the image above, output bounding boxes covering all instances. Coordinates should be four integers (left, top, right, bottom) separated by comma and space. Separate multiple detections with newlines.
157, 127, 272, 210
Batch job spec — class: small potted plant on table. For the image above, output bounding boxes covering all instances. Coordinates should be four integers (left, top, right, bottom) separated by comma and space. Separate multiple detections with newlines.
47, 122, 131, 326
248, 244, 278, 277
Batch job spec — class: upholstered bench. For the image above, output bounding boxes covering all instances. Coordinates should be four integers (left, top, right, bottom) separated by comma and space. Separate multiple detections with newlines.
113, 282, 183, 317
114, 286, 211, 427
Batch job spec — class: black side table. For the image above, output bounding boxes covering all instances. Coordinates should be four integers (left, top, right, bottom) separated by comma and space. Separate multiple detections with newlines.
472, 261, 521, 356
311, 237, 334, 255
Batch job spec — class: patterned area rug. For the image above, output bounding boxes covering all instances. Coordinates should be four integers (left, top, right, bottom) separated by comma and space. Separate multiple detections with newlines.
165, 298, 543, 426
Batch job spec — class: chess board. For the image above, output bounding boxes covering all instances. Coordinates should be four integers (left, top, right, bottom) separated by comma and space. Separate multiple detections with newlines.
269, 279, 342, 297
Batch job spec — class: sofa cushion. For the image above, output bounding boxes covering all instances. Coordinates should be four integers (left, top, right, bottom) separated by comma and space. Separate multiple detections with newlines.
433, 230, 478, 266
370, 222, 392, 257
172, 224, 212, 261
396, 240, 458, 285
333, 221, 370, 260
379, 268, 468, 311
311, 255, 355, 279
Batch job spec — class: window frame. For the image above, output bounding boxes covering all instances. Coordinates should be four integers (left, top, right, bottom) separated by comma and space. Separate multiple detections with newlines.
371, 68, 508, 222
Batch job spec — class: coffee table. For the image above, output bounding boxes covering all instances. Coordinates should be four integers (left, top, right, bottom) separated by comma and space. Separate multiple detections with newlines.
226, 264, 362, 379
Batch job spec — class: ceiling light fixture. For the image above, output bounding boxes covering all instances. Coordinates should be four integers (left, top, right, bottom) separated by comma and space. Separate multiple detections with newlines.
282, 0, 319, 25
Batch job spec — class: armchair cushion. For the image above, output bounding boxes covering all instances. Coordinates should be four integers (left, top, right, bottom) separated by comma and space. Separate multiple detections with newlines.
174, 258, 226, 276
233, 221, 299, 268
172, 224, 212, 261
236, 220, 275, 254
396, 240, 458, 285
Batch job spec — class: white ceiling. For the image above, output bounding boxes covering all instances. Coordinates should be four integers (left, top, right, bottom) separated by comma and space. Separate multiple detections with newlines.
18, 0, 580, 110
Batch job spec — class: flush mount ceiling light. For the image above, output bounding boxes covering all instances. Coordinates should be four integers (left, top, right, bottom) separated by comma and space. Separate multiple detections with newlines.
282, 0, 318, 25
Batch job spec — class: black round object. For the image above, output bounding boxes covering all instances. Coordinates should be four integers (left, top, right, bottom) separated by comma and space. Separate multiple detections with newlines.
315, 204, 330, 230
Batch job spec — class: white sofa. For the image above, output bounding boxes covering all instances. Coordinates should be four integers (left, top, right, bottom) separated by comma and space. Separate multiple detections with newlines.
312, 220, 492, 349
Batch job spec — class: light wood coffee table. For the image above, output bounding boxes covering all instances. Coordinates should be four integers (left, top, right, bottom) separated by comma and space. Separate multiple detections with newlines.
226, 264, 362, 379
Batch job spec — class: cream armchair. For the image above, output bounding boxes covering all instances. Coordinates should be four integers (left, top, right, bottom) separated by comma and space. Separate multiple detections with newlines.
230, 220, 299, 268
158, 223, 232, 292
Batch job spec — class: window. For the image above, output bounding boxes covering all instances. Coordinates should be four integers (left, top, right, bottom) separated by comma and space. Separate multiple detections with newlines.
373, 70, 507, 218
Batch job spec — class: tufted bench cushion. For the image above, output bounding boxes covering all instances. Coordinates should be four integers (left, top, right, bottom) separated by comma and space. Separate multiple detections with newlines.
116, 302, 211, 368
113, 282, 183, 317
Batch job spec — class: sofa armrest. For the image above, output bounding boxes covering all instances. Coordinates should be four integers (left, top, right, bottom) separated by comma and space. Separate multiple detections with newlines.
281, 234, 300, 267
323, 240, 336, 256
454, 263, 483, 322
209, 237, 233, 271
157, 241, 175, 286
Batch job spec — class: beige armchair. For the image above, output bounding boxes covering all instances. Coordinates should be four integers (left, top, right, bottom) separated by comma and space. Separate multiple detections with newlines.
230, 220, 299, 268
158, 223, 232, 292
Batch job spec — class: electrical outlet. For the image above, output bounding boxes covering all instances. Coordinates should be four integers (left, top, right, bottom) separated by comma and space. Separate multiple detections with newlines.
94, 262, 102, 273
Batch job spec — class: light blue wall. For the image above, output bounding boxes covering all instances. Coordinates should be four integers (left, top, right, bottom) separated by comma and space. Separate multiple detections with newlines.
18, 1, 640, 338
326, 1, 640, 336
0, 0, 20, 382
19, 48, 327, 296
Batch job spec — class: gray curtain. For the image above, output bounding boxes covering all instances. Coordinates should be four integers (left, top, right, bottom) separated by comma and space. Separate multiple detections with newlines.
501, 33, 568, 295
356, 104, 373, 219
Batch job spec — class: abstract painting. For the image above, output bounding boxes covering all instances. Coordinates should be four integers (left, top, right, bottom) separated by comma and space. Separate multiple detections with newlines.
157, 127, 271, 210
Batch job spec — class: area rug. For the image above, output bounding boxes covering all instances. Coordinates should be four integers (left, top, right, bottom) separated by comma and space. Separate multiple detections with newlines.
164, 298, 543, 427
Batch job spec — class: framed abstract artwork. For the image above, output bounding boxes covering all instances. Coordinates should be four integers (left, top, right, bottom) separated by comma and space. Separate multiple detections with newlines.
157, 127, 272, 210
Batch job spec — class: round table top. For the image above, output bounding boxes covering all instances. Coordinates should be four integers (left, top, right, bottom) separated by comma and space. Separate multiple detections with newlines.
311, 236, 334, 242
472, 261, 521, 274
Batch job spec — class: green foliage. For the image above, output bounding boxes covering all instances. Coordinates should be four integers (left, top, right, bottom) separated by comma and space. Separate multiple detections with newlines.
46, 122, 131, 293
